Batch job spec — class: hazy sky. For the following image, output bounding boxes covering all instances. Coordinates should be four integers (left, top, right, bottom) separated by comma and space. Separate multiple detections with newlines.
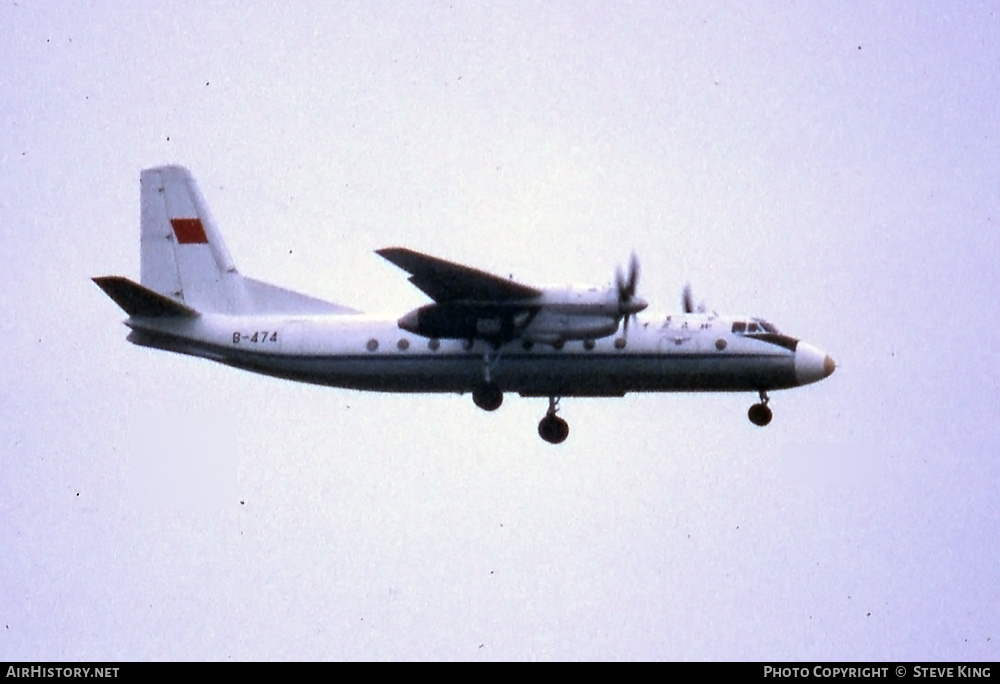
2, 1, 999, 661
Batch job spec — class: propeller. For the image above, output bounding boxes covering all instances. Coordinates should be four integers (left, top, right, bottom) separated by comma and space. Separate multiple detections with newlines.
682, 283, 695, 314
615, 253, 647, 333
682, 283, 710, 314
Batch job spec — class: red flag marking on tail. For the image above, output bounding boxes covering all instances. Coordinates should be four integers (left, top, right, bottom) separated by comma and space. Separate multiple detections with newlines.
171, 218, 208, 244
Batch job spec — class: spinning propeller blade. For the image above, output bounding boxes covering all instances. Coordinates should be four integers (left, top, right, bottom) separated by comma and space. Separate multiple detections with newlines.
615, 253, 647, 333
682, 283, 695, 314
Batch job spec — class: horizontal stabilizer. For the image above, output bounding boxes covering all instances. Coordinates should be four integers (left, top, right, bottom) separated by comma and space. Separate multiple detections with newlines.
92, 276, 198, 317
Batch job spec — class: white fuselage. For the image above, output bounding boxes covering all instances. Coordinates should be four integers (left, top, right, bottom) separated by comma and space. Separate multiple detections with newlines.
124, 311, 833, 397
95, 166, 836, 441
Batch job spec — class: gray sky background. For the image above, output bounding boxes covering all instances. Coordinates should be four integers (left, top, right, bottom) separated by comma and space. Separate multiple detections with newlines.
2, 1, 998, 661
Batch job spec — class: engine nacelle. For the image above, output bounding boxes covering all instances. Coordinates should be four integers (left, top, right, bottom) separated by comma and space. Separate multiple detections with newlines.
397, 303, 533, 341
396, 304, 620, 345
522, 311, 619, 344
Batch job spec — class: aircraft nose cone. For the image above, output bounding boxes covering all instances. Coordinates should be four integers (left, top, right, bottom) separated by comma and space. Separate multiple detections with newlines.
794, 342, 836, 386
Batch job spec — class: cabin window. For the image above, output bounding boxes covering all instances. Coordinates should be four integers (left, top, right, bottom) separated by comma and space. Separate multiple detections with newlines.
397, 338, 410, 351
366, 338, 379, 352
614, 337, 627, 350
583, 339, 595, 351
428, 338, 440, 351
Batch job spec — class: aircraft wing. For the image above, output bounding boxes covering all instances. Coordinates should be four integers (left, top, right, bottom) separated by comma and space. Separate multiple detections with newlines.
377, 247, 542, 303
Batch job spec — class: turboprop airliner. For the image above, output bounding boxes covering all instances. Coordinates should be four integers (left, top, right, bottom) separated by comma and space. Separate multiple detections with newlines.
93, 166, 835, 444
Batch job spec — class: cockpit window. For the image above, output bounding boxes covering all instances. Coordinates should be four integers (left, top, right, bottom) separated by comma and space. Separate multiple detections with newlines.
733, 319, 780, 334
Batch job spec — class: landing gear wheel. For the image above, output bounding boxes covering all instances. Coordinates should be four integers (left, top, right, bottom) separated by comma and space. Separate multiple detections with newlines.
538, 415, 569, 444
747, 390, 772, 427
748, 402, 772, 427
538, 396, 569, 444
472, 382, 503, 411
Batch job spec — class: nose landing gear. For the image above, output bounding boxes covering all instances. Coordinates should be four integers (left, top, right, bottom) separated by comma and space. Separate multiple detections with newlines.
748, 390, 773, 427
538, 396, 569, 444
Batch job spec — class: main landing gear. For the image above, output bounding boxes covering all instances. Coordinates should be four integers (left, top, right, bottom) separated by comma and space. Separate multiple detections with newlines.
748, 390, 773, 427
538, 396, 569, 444
472, 382, 503, 411
468, 346, 570, 444
472, 348, 504, 411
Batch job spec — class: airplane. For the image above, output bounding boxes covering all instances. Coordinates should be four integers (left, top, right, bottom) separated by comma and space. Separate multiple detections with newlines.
93, 165, 835, 444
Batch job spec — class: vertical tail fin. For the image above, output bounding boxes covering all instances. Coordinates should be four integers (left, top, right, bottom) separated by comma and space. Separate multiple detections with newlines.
140, 165, 249, 313
115, 165, 358, 317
